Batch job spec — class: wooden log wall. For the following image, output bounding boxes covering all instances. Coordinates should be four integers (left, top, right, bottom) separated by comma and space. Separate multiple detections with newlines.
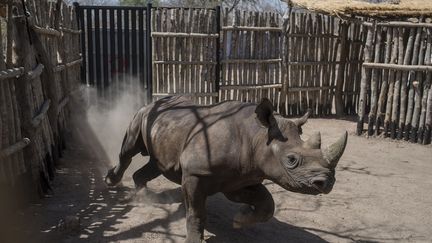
357, 20, 432, 145
282, 12, 363, 116
0, 0, 81, 199
151, 7, 218, 104
220, 9, 283, 110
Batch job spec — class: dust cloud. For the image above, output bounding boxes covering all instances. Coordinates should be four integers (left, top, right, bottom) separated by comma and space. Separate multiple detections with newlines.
71, 77, 147, 171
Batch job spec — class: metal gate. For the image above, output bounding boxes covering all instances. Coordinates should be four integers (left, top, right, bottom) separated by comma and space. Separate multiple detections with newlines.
75, 4, 221, 104
75, 4, 152, 102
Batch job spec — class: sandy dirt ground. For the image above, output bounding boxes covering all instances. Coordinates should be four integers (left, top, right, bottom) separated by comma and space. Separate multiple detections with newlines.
4, 109, 432, 243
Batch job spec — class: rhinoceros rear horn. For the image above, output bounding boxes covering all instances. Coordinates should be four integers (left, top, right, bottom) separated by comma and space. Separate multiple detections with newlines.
293, 109, 312, 128
323, 131, 348, 169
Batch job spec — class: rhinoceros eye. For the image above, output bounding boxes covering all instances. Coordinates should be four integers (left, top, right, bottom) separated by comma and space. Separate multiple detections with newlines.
284, 154, 300, 169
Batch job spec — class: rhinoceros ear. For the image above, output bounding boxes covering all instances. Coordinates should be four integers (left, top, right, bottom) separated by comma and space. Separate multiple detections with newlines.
255, 98, 275, 128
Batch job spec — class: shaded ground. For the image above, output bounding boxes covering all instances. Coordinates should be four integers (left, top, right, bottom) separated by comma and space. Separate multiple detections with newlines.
4, 112, 432, 243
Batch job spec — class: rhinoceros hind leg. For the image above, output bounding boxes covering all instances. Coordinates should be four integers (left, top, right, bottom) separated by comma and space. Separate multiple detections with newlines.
224, 184, 275, 229
105, 131, 146, 187
105, 167, 122, 186
132, 157, 162, 189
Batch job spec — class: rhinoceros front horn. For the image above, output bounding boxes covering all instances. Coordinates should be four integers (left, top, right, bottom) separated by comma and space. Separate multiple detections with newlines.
323, 131, 348, 169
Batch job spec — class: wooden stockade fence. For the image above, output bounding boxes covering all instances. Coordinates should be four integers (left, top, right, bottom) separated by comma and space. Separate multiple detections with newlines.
220, 10, 283, 110
0, 0, 81, 200
282, 12, 363, 116
76, 5, 431, 145
146, 8, 362, 116
151, 6, 219, 105
357, 20, 432, 145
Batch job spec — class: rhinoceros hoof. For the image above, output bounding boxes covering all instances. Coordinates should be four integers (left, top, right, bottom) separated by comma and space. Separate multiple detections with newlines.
104, 167, 122, 186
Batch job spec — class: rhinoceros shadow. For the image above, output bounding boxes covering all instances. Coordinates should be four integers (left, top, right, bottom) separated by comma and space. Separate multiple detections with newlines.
204, 193, 328, 243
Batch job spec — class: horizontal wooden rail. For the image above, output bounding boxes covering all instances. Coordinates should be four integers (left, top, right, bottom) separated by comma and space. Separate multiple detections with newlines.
31, 99, 51, 128
221, 83, 282, 90
153, 60, 216, 65
286, 60, 362, 65
363, 62, 432, 72
0, 67, 25, 80
151, 32, 219, 38
153, 92, 218, 97
363, 21, 432, 28
222, 59, 282, 64
60, 27, 81, 34
285, 33, 339, 38
287, 86, 336, 92
32, 25, 61, 37
27, 64, 44, 80
65, 58, 83, 67
222, 26, 283, 32
0, 138, 31, 159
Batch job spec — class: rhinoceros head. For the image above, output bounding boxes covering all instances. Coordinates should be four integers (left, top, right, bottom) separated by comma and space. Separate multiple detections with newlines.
255, 98, 347, 195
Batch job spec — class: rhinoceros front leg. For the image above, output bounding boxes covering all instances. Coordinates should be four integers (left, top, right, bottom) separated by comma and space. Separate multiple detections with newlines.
224, 183, 275, 228
182, 176, 207, 243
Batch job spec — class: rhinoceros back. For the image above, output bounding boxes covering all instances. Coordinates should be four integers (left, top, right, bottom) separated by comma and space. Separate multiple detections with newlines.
137, 96, 257, 181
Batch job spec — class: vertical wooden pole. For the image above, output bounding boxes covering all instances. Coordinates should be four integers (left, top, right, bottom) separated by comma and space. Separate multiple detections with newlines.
101, 9, 109, 90
383, 28, 399, 137
335, 23, 348, 116
94, 9, 101, 91
424, 84, 432, 144
87, 7, 94, 85
215, 5, 221, 102
418, 29, 431, 143
357, 24, 374, 135
390, 27, 404, 139
14, 13, 43, 199
410, 29, 427, 142
73, 3, 86, 84
404, 27, 423, 140
368, 26, 382, 136
146, 3, 153, 104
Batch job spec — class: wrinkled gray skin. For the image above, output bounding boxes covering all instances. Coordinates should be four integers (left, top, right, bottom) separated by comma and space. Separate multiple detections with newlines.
105, 96, 347, 243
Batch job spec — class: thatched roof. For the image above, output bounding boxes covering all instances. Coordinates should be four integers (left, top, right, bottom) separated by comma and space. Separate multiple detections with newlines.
287, 0, 432, 18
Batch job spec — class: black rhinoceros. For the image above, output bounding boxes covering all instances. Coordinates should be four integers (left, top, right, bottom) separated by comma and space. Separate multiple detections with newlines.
105, 96, 347, 243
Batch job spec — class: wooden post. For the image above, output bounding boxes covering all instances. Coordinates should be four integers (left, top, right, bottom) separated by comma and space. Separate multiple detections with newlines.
383, 28, 399, 137
13, 14, 43, 199
368, 26, 382, 136
418, 29, 431, 143
215, 5, 221, 102
404, 27, 423, 140
424, 85, 432, 144
374, 27, 391, 136
73, 2, 86, 84
357, 24, 374, 135
410, 29, 427, 142
28, 23, 60, 145
146, 3, 153, 104
335, 22, 348, 116
390, 27, 404, 139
